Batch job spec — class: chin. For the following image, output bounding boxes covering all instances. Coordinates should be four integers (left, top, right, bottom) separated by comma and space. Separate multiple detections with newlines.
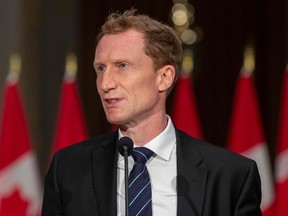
106, 116, 124, 125
106, 112, 129, 125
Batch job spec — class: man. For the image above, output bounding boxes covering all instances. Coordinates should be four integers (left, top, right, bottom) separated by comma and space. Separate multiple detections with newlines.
42, 9, 262, 216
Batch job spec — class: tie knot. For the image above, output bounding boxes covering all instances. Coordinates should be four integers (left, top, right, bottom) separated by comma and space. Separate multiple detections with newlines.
131, 147, 154, 164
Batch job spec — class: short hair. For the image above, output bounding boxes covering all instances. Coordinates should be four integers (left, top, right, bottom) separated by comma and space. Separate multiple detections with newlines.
96, 9, 183, 94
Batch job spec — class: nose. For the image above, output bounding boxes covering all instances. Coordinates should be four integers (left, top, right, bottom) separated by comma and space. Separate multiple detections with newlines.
97, 69, 117, 93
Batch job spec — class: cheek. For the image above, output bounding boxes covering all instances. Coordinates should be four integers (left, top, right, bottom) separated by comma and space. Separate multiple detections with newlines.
132, 81, 159, 105
141, 78, 158, 95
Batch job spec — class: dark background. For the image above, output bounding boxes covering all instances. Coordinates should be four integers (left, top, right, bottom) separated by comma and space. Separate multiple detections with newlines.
0, 0, 287, 176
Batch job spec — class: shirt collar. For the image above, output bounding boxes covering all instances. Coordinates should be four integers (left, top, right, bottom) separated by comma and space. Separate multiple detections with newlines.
118, 115, 176, 161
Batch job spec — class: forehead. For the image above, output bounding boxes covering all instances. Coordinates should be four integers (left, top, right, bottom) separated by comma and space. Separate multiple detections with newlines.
96, 30, 145, 56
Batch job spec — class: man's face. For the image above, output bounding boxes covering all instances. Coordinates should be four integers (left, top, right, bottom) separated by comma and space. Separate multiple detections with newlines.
94, 29, 164, 126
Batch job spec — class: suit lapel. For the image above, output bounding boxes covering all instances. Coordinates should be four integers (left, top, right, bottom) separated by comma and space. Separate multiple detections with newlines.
90, 130, 207, 216
91, 133, 118, 216
176, 130, 207, 216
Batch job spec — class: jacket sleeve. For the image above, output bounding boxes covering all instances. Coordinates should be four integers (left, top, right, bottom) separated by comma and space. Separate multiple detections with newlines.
234, 160, 262, 216
42, 152, 63, 216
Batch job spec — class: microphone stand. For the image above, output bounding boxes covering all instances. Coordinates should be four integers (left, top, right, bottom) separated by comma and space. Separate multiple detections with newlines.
117, 136, 133, 216
123, 145, 129, 216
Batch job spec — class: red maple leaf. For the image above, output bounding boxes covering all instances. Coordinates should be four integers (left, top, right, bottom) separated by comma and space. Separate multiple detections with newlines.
0, 188, 29, 216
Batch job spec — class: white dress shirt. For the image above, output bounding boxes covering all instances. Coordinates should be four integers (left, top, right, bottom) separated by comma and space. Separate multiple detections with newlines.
117, 116, 177, 216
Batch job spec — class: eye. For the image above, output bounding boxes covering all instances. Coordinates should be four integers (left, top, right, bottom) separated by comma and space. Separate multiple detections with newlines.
95, 65, 106, 73
118, 62, 128, 70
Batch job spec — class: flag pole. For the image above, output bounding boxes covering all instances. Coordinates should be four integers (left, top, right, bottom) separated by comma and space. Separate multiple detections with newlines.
7, 53, 21, 83
181, 49, 193, 77
65, 52, 77, 82
242, 45, 255, 76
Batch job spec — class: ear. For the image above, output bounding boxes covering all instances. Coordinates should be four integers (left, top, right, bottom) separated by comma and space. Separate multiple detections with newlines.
157, 65, 176, 92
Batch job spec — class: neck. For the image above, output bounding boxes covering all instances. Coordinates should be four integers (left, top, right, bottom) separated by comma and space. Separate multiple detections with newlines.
119, 113, 168, 147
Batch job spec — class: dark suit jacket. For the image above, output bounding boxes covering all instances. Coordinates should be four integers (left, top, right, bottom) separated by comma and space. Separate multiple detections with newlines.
42, 129, 262, 216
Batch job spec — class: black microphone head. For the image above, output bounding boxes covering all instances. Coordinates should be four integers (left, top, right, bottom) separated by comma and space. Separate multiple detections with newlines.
117, 136, 133, 157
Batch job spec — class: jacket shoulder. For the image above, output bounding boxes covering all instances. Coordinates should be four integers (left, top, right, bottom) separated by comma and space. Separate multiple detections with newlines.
177, 130, 256, 167
52, 131, 117, 161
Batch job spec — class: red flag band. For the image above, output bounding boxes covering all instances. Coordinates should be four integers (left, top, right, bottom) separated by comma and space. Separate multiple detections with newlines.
275, 66, 288, 216
172, 75, 202, 139
227, 71, 275, 215
0, 75, 42, 216
52, 75, 88, 154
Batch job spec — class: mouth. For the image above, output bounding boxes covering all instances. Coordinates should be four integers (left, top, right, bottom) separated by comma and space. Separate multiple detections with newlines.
104, 98, 122, 106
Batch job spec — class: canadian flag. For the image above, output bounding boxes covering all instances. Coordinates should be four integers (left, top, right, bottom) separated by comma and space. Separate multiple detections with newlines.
0, 71, 42, 215
52, 54, 88, 153
172, 75, 202, 139
275, 65, 288, 216
112, 124, 118, 131
227, 70, 275, 215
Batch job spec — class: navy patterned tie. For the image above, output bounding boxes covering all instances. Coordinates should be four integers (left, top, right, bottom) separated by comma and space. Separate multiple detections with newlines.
128, 147, 154, 216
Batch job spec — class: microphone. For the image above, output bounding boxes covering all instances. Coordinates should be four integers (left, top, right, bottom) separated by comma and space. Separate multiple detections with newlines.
118, 136, 133, 157
117, 137, 133, 216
